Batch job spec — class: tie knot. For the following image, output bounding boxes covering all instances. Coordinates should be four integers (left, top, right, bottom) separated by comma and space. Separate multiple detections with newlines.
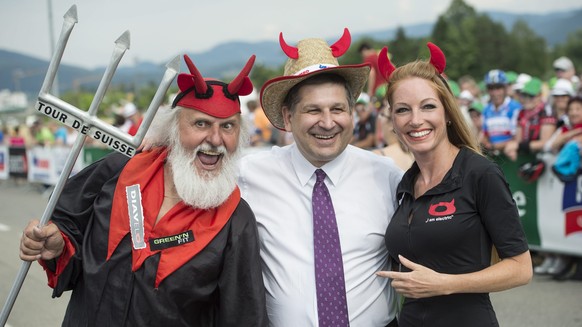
315, 169, 327, 183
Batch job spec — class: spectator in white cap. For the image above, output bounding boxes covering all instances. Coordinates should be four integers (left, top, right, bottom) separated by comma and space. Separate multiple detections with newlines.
553, 56, 580, 92
458, 89, 474, 126
550, 78, 576, 128
113, 102, 137, 134
122, 101, 137, 117
122, 102, 143, 136
512, 73, 532, 96
351, 92, 377, 149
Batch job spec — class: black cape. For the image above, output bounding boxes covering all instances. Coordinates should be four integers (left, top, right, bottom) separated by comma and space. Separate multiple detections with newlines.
45, 152, 267, 327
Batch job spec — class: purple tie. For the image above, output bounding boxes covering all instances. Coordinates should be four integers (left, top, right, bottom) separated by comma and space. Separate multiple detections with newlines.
312, 169, 349, 326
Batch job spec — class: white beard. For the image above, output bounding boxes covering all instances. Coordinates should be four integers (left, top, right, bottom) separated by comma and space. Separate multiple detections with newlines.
167, 132, 239, 210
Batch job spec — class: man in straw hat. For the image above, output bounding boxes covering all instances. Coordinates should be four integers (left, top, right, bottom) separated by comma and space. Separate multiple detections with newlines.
19, 55, 268, 326
238, 28, 402, 326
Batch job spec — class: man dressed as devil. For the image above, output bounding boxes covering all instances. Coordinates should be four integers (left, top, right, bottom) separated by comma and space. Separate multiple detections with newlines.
19, 55, 268, 327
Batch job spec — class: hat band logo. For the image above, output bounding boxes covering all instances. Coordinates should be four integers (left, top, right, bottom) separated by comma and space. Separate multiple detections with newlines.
294, 63, 337, 76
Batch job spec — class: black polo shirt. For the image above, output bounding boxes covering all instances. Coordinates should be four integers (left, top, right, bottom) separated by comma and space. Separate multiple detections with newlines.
385, 147, 529, 327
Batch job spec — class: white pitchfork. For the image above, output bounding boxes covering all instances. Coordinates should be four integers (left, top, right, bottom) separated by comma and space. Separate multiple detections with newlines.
0, 5, 179, 324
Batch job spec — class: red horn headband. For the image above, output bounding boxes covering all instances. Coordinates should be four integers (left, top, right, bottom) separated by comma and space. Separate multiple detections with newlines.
279, 28, 352, 60
427, 42, 446, 74
184, 54, 208, 94
378, 46, 395, 82
173, 54, 256, 117
330, 28, 351, 57
228, 55, 256, 96
377, 42, 447, 82
279, 32, 299, 59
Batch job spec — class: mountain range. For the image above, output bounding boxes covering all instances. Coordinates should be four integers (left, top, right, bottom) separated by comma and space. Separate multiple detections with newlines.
1, 8, 581, 97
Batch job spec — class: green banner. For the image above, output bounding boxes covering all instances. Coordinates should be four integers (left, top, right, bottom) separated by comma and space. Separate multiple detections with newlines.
83, 146, 113, 165
490, 153, 541, 246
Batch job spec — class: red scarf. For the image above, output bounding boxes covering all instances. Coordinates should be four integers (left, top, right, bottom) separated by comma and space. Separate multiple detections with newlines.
561, 123, 582, 133
107, 148, 240, 287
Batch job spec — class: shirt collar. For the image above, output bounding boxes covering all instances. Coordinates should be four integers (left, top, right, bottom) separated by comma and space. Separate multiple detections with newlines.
493, 96, 512, 111
290, 143, 349, 187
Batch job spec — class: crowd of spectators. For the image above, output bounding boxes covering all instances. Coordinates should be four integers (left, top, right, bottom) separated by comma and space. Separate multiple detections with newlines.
2, 54, 581, 281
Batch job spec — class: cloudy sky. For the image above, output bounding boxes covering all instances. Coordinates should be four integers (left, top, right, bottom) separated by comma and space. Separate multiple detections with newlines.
1, 0, 581, 69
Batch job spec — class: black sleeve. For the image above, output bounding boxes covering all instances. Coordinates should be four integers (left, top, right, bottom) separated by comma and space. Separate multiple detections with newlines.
49, 152, 130, 295
217, 199, 268, 327
476, 164, 529, 259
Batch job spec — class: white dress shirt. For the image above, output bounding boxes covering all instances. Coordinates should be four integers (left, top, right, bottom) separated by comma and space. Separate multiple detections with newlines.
238, 144, 403, 327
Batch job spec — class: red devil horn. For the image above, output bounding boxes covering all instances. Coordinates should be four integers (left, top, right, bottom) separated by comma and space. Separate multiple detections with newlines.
279, 32, 299, 59
427, 42, 446, 74
183, 54, 208, 94
228, 55, 256, 96
377, 46, 396, 82
330, 28, 351, 57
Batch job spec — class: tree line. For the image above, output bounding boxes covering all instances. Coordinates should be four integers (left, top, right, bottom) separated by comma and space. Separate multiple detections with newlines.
253, 0, 582, 87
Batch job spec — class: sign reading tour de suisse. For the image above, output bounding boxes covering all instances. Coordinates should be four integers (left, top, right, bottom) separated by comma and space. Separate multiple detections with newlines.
36, 100, 136, 157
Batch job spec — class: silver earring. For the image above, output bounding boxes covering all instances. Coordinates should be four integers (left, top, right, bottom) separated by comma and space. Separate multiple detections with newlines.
447, 120, 452, 126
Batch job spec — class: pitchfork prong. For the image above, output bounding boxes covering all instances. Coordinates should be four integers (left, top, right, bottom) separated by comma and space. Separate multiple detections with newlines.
40, 4, 78, 95
64, 4, 78, 22
134, 55, 181, 143
115, 30, 131, 50
86, 30, 130, 116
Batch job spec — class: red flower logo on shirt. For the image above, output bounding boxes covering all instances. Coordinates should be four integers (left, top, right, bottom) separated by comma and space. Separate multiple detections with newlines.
428, 199, 456, 216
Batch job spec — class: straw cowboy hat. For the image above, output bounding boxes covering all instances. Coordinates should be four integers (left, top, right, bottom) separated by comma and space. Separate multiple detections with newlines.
260, 28, 371, 130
